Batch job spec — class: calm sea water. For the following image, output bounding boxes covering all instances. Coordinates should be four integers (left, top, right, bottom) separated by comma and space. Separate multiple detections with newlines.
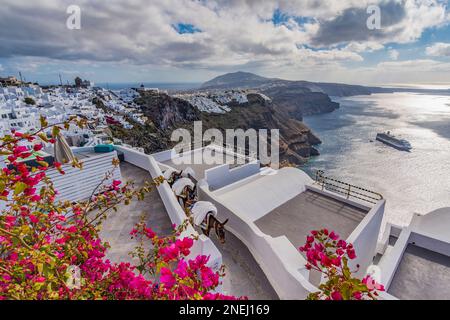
303, 92, 450, 226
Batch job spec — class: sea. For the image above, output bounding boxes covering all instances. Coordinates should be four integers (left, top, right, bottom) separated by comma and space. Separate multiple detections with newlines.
302, 89, 450, 227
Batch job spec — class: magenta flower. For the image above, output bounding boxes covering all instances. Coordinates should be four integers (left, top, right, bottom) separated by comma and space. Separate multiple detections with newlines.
160, 267, 176, 288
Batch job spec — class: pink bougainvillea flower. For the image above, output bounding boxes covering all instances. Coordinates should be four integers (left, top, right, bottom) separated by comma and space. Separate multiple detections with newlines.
331, 290, 343, 300
174, 260, 189, 279
353, 291, 362, 300
329, 231, 339, 240
160, 267, 176, 288
362, 275, 385, 291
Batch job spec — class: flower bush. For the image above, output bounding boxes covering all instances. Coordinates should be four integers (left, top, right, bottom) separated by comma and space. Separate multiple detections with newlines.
0, 116, 240, 300
300, 229, 384, 300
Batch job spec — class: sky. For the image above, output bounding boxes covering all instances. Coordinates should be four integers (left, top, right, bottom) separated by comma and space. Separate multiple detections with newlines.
0, 0, 450, 86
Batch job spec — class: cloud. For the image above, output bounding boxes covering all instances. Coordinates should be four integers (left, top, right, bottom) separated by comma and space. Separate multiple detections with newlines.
344, 41, 385, 52
426, 42, 450, 56
388, 49, 399, 60
376, 59, 450, 72
310, 0, 447, 46
0, 0, 448, 84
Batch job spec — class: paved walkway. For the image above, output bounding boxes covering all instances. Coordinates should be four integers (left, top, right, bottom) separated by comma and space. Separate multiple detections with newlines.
100, 162, 278, 299
209, 229, 279, 299
99, 162, 173, 264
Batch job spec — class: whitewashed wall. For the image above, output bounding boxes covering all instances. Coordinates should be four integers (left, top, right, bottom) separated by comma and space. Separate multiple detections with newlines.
204, 161, 260, 190
346, 198, 386, 278
197, 180, 318, 299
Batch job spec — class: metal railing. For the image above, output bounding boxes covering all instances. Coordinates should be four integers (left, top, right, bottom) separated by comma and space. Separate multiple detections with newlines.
314, 170, 383, 205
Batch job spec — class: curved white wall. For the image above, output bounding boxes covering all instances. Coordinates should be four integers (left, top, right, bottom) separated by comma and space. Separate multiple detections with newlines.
198, 180, 318, 299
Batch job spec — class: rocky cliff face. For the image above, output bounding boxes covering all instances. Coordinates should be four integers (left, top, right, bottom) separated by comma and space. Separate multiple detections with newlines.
108, 91, 321, 166
134, 92, 200, 130
261, 84, 339, 118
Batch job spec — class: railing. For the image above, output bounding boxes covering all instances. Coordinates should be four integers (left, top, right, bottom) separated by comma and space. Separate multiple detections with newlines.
314, 170, 383, 204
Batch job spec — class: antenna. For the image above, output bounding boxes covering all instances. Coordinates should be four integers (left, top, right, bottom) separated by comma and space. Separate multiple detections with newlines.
59, 74, 63, 86
19, 71, 23, 83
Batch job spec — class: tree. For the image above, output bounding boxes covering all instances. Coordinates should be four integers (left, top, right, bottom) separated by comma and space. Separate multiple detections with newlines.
0, 116, 240, 300
24, 97, 35, 105
300, 229, 384, 300
74, 77, 82, 87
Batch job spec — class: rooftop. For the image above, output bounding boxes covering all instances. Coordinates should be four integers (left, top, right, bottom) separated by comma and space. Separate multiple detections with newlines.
388, 244, 450, 300
255, 190, 367, 249
160, 148, 251, 180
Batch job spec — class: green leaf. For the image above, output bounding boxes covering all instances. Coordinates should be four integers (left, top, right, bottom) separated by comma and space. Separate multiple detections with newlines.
14, 182, 27, 195
52, 126, 60, 138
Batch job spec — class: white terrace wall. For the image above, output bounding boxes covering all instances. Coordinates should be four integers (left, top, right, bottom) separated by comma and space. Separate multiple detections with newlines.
197, 181, 318, 299
305, 184, 386, 278
347, 198, 386, 278
204, 161, 260, 190
114, 145, 223, 272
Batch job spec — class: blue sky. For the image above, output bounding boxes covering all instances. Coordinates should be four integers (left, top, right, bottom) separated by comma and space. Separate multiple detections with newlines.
0, 0, 449, 85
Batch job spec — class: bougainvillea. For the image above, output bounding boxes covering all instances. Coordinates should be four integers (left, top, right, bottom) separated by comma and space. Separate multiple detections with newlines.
299, 229, 384, 300
0, 116, 240, 300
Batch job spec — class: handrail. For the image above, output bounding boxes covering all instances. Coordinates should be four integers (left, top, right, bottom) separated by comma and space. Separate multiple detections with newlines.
314, 170, 383, 204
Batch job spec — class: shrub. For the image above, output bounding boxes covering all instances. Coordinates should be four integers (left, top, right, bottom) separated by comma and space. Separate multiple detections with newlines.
0, 116, 240, 300
300, 229, 384, 300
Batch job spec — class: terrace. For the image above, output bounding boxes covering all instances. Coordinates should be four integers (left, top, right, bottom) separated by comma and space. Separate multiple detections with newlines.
94, 145, 277, 299
157, 145, 253, 181
376, 208, 450, 300
49, 144, 387, 299
387, 244, 450, 300
255, 189, 367, 250
152, 145, 385, 298
97, 160, 276, 298
98, 162, 173, 264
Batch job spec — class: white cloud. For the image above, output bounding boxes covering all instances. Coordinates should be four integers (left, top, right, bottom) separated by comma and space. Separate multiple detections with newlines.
345, 42, 384, 53
426, 42, 450, 56
377, 59, 450, 71
0, 1, 448, 67
388, 49, 399, 60
0, 0, 449, 84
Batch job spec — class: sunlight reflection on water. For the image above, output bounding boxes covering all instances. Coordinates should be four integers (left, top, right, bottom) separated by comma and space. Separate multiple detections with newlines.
303, 92, 450, 227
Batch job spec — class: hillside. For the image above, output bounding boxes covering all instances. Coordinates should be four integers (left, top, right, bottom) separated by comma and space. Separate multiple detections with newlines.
107, 91, 321, 166
201, 71, 391, 97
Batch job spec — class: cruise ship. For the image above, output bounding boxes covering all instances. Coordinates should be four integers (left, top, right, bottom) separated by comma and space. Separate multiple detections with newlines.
376, 131, 412, 151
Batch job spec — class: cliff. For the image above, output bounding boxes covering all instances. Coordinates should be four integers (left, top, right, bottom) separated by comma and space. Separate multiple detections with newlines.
106, 91, 321, 166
